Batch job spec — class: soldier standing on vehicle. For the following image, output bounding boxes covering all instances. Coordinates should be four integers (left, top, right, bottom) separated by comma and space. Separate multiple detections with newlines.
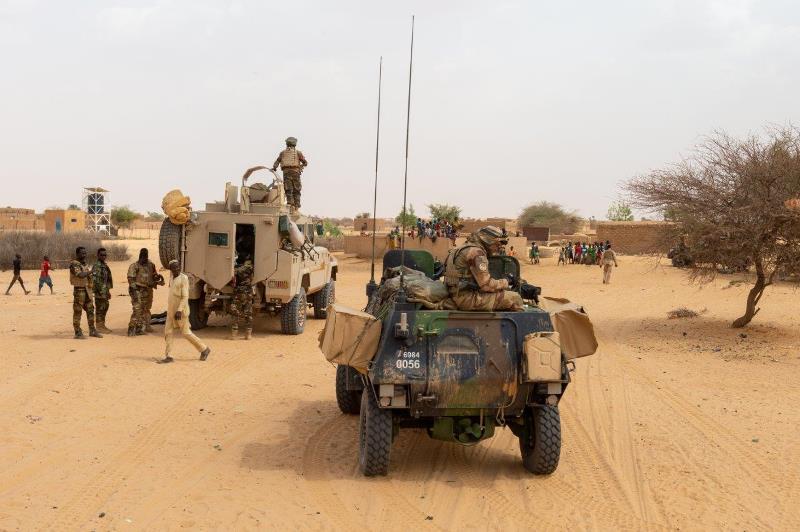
601, 243, 618, 284
158, 260, 211, 364
443, 226, 524, 311
230, 256, 255, 340
92, 248, 113, 333
127, 248, 163, 336
70, 246, 102, 339
271, 136, 308, 211
5, 254, 31, 295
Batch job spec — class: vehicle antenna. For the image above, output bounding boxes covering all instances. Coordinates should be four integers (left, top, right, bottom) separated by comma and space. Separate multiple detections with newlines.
398, 15, 414, 300
367, 56, 383, 297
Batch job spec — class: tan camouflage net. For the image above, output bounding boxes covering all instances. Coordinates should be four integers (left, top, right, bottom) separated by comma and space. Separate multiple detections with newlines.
161, 189, 192, 225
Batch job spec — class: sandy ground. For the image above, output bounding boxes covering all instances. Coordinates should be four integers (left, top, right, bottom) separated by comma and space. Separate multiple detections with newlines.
1, 239, 799, 531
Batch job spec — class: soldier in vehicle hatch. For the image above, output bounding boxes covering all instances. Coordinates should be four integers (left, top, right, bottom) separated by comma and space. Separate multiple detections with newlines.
271, 136, 308, 211
443, 226, 524, 311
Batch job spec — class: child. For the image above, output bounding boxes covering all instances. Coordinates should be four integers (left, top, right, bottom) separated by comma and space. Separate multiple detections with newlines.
38, 255, 54, 295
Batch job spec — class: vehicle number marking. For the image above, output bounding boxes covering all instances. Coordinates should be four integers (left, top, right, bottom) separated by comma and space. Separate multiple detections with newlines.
396, 350, 421, 369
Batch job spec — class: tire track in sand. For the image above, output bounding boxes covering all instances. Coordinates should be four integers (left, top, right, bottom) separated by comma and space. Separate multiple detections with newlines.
45, 349, 258, 530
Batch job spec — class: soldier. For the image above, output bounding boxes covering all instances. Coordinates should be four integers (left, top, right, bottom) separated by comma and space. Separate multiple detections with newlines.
159, 260, 211, 364
92, 248, 113, 333
230, 255, 255, 340
5, 253, 31, 295
601, 243, 619, 284
127, 248, 163, 336
271, 136, 308, 211
443, 226, 524, 311
69, 246, 102, 339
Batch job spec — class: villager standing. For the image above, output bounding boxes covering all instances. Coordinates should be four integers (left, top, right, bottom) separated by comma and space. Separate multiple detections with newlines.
271, 136, 308, 211
70, 246, 101, 339
5, 253, 30, 295
38, 255, 54, 295
158, 260, 210, 364
92, 248, 113, 333
601, 244, 619, 284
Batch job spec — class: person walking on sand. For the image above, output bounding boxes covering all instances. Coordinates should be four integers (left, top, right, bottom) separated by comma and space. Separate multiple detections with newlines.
158, 260, 210, 364
601, 243, 618, 284
37, 255, 54, 295
5, 254, 31, 295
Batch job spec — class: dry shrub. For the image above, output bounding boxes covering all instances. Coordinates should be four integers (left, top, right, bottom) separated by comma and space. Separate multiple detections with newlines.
0, 231, 129, 270
667, 307, 700, 319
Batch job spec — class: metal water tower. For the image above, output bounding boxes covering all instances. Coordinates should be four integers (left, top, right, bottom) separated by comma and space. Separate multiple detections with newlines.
82, 187, 111, 235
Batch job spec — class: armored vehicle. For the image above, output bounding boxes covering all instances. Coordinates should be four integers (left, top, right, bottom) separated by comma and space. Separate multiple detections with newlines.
335, 250, 585, 477
159, 167, 337, 333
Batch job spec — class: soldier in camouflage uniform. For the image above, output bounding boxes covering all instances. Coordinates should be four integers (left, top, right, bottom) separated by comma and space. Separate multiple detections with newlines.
230, 256, 255, 340
92, 248, 114, 333
271, 136, 308, 211
70, 246, 102, 339
127, 248, 163, 336
443, 226, 524, 312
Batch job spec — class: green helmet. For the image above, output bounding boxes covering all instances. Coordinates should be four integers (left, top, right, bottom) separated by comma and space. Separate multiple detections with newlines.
285, 137, 298, 147
473, 226, 507, 251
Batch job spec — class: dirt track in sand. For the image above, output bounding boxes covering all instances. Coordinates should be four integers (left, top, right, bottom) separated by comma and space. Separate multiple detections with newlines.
1, 240, 799, 530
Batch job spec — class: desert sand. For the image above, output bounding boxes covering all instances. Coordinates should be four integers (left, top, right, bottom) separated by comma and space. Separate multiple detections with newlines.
1, 239, 799, 531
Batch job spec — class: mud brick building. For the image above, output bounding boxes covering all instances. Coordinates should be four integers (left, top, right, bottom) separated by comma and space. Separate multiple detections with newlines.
596, 221, 673, 254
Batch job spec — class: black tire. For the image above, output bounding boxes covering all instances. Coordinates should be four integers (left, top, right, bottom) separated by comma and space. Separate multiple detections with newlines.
519, 405, 561, 475
280, 288, 306, 335
188, 298, 208, 330
358, 387, 393, 476
335, 365, 361, 415
311, 280, 335, 319
158, 219, 182, 269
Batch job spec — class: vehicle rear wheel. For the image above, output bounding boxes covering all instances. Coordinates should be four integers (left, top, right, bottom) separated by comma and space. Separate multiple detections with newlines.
519, 405, 561, 475
335, 365, 361, 415
358, 387, 392, 476
158, 219, 182, 269
280, 288, 306, 335
188, 298, 208, 330
311, 280, 335, 319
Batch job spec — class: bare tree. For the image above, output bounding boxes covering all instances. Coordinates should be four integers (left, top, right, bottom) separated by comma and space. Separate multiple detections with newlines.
626, 126, 800, 328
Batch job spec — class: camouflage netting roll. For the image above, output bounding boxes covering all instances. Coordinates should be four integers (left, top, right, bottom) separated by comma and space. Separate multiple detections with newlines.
161, 189, 191, 225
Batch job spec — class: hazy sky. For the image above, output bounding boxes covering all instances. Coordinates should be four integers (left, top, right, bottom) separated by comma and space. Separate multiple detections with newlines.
2, 0, 799, 220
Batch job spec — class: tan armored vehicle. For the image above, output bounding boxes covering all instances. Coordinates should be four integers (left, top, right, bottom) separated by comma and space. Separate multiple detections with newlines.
158, 167, 337, 334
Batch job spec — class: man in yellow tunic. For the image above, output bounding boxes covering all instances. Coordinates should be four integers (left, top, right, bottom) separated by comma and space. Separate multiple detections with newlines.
158, 260, 211, 364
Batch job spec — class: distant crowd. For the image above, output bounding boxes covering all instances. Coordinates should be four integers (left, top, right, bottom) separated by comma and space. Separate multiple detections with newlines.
557, 241, 611, 266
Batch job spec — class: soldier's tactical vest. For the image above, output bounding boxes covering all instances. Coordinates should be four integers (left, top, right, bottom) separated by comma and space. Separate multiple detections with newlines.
280, 148, 300, 168
70, 260, 90, 288
444, 243, 482, 289
133, 262, 154, 287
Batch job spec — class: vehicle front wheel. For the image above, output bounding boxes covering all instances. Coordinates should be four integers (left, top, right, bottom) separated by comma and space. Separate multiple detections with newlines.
280, 288, 306, 335
519, 405, 561, 475
358, 387, 393, 476
336, 365, 361, 415
311, 280, 335, 319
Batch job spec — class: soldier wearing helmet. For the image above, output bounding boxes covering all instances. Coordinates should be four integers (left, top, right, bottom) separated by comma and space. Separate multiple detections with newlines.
271, 136, 308, 211
443, 226, 524, 311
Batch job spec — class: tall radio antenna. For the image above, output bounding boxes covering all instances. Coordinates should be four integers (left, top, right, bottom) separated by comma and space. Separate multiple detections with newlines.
367, 56, 383, 296
398, 15, 415, 298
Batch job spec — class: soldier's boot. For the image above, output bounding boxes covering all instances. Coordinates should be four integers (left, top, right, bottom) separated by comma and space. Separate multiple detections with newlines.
229, 327, 239, 341
244, 328, 252, 340
74, 330, 86, 340
199, 347, 211, 361
97, 322, 112, 334
145, 324, 154, 333
127, 326, 136, 337
89, 328, 103, 338
135, 326, 146, 336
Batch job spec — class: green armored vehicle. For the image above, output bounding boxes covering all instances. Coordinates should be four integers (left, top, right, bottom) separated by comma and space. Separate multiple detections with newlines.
332, 249, 591, 477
